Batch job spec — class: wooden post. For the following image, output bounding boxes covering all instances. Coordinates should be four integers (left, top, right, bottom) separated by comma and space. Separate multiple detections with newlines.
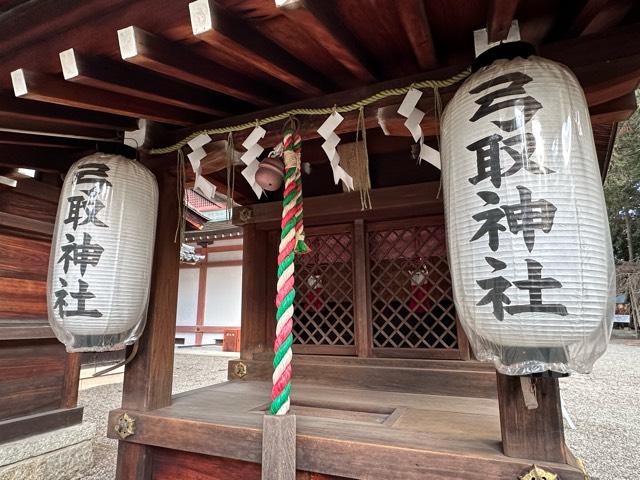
353, 219, 372, 357
497, 372, 568, 464
195, 246, 209, 345
240, 224, 268, 359
261, 414, 297, 480
60, 352, 81, 409
115, 170, 181, 479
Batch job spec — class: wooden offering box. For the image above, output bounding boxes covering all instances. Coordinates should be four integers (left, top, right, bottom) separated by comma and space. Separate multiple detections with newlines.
109, 184, 586, 479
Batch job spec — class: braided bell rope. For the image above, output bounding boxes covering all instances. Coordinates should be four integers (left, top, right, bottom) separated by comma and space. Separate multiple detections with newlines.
271, 127, 306, 415
149, 68, 471, 155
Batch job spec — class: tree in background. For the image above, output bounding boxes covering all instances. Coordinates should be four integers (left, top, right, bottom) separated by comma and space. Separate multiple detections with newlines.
604, 90, 640, 262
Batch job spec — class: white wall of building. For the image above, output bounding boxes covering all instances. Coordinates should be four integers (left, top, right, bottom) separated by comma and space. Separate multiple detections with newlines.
175, 237, 243, 346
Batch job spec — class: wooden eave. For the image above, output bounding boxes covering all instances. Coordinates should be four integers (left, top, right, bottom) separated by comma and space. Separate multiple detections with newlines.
0, 0, 637, 203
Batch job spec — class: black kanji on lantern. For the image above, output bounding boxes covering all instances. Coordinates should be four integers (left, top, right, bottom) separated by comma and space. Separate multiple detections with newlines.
501, 133, 553, 176
472, 191, 506, 251
476, 257, 511, 321
469, 72, 542, 132
502, 185, 557, 252
477, 258, 567, 320
64, 187, 108, 230
58, 232, 104, 276
66, 279, 102, 318
468, 133, 553, 188
53, 277, 69, 318
467, 134, 504, 188
75, 163, 111, 188
505, 259, 568, 316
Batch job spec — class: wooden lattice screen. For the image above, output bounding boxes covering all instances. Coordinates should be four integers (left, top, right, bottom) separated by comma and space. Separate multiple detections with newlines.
368, 219, 459, 356
293, 226, 355, 354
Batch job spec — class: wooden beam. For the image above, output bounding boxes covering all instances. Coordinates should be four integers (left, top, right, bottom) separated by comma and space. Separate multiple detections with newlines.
0, 145, 85, 172
116, 170, 181, 479
277, 0, 377, 82
59, 48, 244, 117
0, 211, 53, 236
190, 0, 327, 96
181, 259, 243, 269
569, 0, 634, 36
234, 182, 442, 228
0, 131, 95, 149
175, 325, 237, 334
0, 407, 83, 444
146, 63, 468, 158
396, 0, 438, 70
0, 94, 137, 131
12, 69, 205, 126
0, 118, 117, 141
486, 0, 519, 43
378, 89, 638, 136
195, 244, 243, 254
12, 178, 61, 204
589, 92, 638, 124
118, 26, 278, 108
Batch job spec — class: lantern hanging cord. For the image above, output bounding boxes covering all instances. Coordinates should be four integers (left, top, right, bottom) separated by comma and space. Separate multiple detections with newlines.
149, 68, 471, 155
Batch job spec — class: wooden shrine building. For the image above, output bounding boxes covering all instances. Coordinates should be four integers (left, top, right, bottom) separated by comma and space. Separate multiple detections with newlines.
0, 1, 639, 479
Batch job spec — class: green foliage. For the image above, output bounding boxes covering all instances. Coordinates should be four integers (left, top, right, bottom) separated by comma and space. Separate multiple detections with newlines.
604, 91, 640, 261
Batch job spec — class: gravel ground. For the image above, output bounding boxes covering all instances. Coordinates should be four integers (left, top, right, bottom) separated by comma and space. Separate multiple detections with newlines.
561, 337, 640, 480
77, 340, 639, 479
78, 352, 231, 480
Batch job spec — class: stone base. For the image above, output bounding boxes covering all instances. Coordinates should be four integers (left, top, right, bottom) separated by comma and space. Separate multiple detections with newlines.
0, 423, 95, 480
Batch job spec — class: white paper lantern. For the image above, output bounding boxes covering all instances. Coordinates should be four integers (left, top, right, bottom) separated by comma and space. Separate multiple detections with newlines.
47, 153, 158, 352
441, 54, 614, 374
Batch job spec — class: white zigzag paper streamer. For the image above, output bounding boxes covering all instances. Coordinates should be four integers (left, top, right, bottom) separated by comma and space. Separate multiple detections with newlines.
318, 112, 354, 191
187, 133, 217, 200
240, 126, 266, 198
397, 88, 441, 170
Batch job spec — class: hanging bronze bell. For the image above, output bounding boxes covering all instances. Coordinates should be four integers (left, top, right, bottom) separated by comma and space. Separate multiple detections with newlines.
255, 156, 285, 191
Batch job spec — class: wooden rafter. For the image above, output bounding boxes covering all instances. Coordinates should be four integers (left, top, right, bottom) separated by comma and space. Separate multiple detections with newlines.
486, 0, 519, 43
11, 69, 206, 126
59, 49, 246, 118
570, 0, 634, 36
189, 0, 328, 96
117, 26, 279, 108
277, 0, 377, 82
396, 0, 438, 71
0, 0, 129, 54
148, 23, 640, 158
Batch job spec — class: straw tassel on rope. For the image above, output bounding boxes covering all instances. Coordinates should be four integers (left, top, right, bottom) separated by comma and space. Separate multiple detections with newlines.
271, 125, 307, 415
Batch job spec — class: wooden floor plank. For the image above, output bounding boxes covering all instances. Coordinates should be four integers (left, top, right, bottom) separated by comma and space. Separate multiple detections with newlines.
107, 380, 584, 479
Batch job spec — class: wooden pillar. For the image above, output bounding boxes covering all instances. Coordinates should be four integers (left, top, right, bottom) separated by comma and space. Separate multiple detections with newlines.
116, 170, 181, 479
195, 246, 209, 346
240, 224, 268, 359
353, 219, 372, 357
60, 352, 81, 409
497, 372, 568, 464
